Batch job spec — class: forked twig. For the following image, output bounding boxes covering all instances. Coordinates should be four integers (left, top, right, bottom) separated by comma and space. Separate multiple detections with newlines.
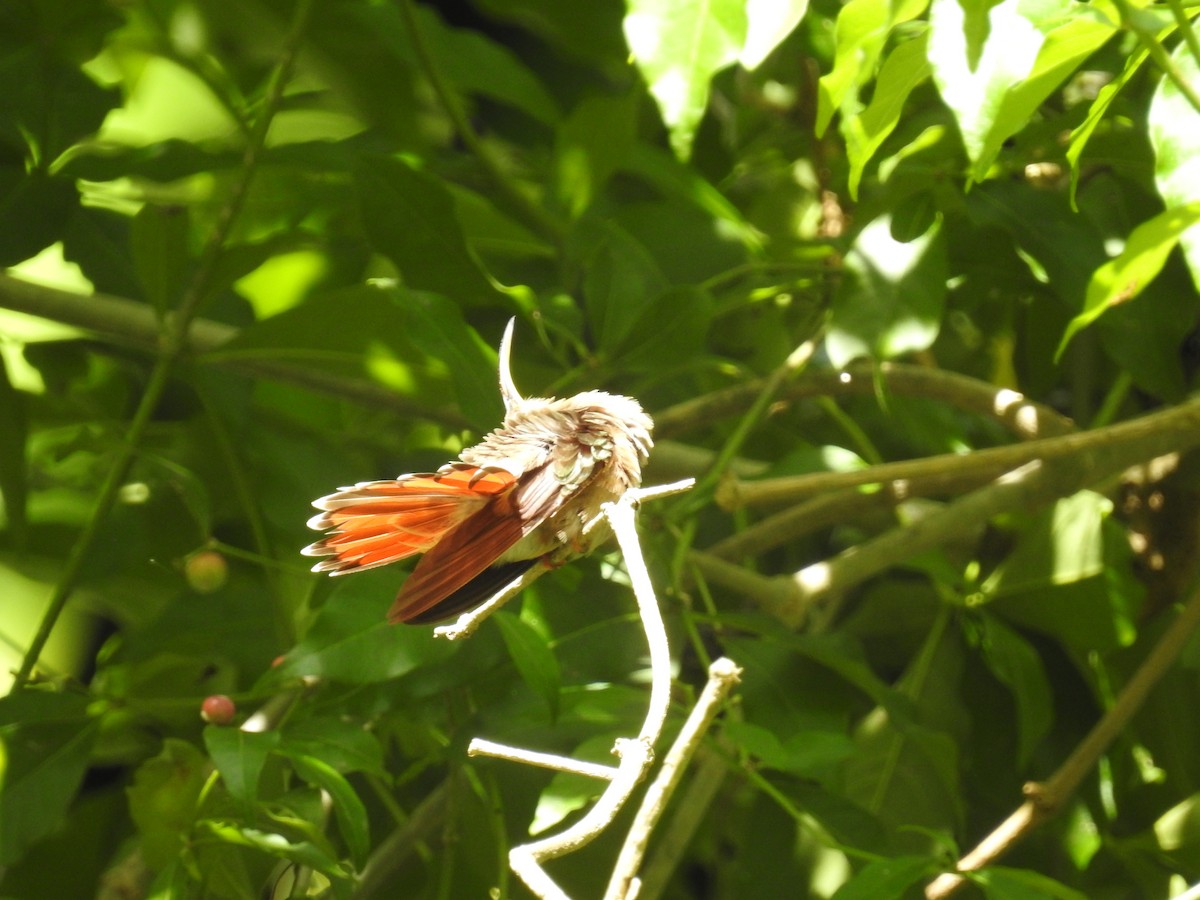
460, 478, 737, 898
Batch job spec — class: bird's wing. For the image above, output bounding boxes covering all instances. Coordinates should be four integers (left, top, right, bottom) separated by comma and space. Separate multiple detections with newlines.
387, 441, 604, 623
302, 466, 516, 574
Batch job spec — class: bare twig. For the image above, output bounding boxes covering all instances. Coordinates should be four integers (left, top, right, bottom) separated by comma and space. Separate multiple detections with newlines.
926, 577, 1200, 897
468, 740, 618, 781
506, 492, 676, 896
604, 657, 742, 900
434, 564, 550, 641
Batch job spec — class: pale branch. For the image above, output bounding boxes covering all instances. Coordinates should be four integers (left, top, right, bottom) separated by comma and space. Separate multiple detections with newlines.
655, 362, 1075, 441
925, 576, 1200, 898
434, 564, 549, 640
468, 739, 618, 781
0, 273, 470, 429
604, 657, 742, 900
717, 396, 1200, 511
456, 480, 710, 900
632, 747, 729, 900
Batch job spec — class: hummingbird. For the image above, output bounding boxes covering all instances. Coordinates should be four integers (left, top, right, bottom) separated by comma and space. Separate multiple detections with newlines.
302, 320, 654, 624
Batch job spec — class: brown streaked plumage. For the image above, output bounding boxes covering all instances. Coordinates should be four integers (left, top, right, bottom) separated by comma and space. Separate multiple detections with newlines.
303, 321, 654, 624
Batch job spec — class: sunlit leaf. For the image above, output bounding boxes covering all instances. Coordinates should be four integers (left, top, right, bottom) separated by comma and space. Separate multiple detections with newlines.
623, 0, 748, 159
828, 215, 947, 366
1057, 203, 1200, 357
843, 30, 932, 198
1148, 43, 1200, 291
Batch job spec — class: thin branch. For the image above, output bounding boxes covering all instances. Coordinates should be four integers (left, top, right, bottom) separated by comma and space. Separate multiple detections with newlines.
717, 396, 1200, 511
604, 657, 742, 900
702, 465, 1002, 564
434, 564, 549, 641
468, 739, 618, 781
0, 274, 471, 429
925, 576, 1200, 898
631, 747, 729, 900
696, 428, 1197, 629
11, 0, 316, 690
1166, 0, 1200, 69
1112, 0, 1200, 116
355, 784, 449, 899
654, 363, 1076, 441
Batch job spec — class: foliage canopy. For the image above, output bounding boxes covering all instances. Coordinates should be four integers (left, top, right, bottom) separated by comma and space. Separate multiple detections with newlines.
2, 0, 1200, 897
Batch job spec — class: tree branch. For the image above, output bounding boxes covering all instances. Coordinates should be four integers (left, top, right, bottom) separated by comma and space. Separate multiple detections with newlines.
655, 363, 1076, 441
717, 396, 1200, 511
0, 273, 470, 429
926, 575, 1200, 897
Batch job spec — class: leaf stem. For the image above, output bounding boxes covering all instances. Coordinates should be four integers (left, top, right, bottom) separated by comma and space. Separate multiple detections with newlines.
1114, 0, 1200, 115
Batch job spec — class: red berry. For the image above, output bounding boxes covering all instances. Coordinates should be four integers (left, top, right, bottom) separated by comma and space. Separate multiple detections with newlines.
200, 694, 236, 725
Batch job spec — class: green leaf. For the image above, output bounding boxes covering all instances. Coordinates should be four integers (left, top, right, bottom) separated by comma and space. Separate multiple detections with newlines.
974, 865, 1089, 899
0, 691, 98, 867
494, 610, 561, 718
285, 753, 370, 868
816, 0, 928, 135
555, 93, 637, 219
279, 718, 387, 777
127, 738, 210, 869
356, 2, 561, 125
1066, 46, 1150, 206
1149, 43, 1200, 291
609, 284, 715, 373
1057, 201, 1200, 357
579, 220, 668, 351
268, 571, 456, 685
130, 204, 191, 313
623, 144, 764, 251
354, 155, 500, 307
973, 616, 1052, 767
195, 821, 351, 879
929, 0, 1110, 181
724, 721, 855, 776
623, 0, 748, 159
203, 727, 280, 816
828, 215, 947, 367
830, 855, 939, 899
843, 31, 932, 199
398, 290, 504, 430
984, 492, 1111, 596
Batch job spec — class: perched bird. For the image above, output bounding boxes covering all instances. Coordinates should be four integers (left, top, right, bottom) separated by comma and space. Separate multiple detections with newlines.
303, 320, 654, 624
